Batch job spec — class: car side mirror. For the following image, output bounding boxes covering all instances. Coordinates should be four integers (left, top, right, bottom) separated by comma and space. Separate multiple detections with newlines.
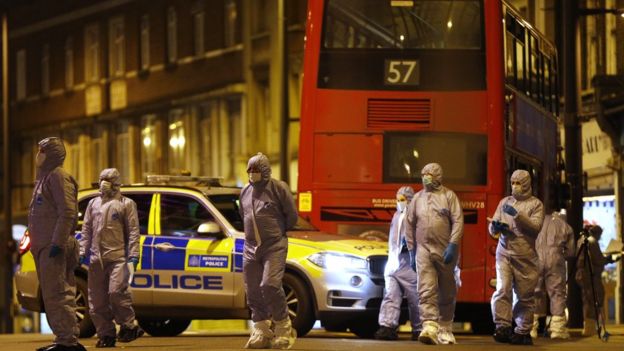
197, 221, 224, 238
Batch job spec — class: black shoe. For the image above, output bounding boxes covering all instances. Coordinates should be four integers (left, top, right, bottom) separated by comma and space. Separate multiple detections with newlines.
493, 326, 513, 343
510, 333, 533, 345
117, 325, 145, 343
37, 343, 87, 351
374, 326, 398, 340
96, 336, 116, 348
411, 330, 421, 341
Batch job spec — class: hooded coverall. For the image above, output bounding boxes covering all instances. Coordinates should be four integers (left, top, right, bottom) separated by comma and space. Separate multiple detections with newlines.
378, 186, 421, 332
239, 153, 298, 348
28, 137, 81, 347
80, 168, 141, 340
405, 163, 463, 341
533, 211, 575, 336
489, 170, 544, 336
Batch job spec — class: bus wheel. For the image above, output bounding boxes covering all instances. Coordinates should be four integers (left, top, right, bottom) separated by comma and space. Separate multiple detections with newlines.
138, 318, 191, 337
75, 277, 96, 338
348, 317, 379, 338
283, 272, 316, 337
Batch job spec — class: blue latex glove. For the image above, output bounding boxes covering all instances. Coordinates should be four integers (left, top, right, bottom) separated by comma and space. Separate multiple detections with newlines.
128, 257, 139, 271
491, 220, 509, 234
409, 249, 416, 272
79, 255, 87, 265
443, 243, 458, 264
49, 244, 62, 258
502, 204, 518, 217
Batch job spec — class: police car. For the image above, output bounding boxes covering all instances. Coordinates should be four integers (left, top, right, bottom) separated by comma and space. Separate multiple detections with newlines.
15, 175, 389, 338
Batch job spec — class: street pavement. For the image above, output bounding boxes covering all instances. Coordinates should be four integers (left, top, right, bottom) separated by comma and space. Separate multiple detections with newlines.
3, 326, 624, 351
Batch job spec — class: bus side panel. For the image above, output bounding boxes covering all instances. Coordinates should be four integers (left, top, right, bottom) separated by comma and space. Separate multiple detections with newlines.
456, 192, 488, 302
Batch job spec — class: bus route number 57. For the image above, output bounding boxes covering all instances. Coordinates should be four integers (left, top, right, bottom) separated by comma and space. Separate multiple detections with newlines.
384, 60, 419, 86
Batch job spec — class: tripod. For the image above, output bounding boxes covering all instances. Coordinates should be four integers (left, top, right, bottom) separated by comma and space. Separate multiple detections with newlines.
575, 228, 609, 342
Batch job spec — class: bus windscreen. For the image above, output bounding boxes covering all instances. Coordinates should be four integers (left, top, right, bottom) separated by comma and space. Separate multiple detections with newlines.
383, 131, 487, 185
319, 0, 485, 91
322, 0, 483, 50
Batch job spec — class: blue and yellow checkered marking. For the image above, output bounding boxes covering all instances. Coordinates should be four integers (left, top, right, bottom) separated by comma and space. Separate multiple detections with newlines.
152, 237, 189, 270
232, 238, 245, 272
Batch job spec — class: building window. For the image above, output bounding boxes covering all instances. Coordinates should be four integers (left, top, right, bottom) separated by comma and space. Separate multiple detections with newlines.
224, 0, 237, 47
41, 44, 50, 96
18, 138, 35, 210
140, 15, 150, 71
116, 120, 132, 184
168, 109, 187, 174
109, 16, 125, 77
16, 49, 26, 101
92, 124, 109, 181
166, 7, 178, 63
65, 37, 74, 90
253, 0, 269, 34
141, 114, 162, 176
84, 24, 100, 83
193, 10, 205, 56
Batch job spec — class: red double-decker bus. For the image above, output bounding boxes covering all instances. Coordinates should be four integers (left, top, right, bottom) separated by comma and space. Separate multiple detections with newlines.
297, 0, 563, 331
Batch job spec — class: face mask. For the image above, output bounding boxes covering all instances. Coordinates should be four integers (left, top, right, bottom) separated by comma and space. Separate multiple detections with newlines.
100, 180, 112, 194
35, 152, 46, 167
396, 200, 407, 212
249, 172, 262, 183
422, 175, 433, 186
511, 184, 522, 196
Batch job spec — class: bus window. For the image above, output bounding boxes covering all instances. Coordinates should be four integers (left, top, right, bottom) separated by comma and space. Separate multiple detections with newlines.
529, 34, 540, 103
551, 56, 559, 115
383, 132, 487, 186
505, 31, 516, 86
543, 56, 552, 111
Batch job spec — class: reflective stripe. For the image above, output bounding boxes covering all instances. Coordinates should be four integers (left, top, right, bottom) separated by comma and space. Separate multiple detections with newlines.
155, 193, 161, 235
148, 193, 158, 234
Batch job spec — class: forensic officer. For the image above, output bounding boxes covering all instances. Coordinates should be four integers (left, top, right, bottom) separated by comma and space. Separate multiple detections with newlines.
28, 137, 86, 351
374, 186, 421, 341
489, 170, 544, 345
405, 163, 463, 345
239, 153, 298, 349
531, 210, 575, 339
80, 168, 143, 347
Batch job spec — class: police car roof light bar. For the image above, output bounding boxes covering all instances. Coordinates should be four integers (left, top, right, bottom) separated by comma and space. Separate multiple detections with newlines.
145, 174, 223, 187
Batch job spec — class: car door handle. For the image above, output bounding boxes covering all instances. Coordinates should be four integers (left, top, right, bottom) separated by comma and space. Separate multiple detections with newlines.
155, 242, 175, 252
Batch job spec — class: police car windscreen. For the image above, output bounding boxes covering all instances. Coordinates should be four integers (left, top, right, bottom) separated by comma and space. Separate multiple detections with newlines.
208, 194, 318, 232
208, 194, 244, 231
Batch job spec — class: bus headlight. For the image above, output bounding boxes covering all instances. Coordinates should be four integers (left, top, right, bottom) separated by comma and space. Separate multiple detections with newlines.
307, 252, 367, 270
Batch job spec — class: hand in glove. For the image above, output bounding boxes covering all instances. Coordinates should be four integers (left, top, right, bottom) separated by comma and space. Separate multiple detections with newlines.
491, 220, 509, 234
409, 249, 416, 272
128, 257, 139, 271
443, 243, 459, 264
502, 204, 518, 217
49, 244, 62, 258
606, 254, 622, 264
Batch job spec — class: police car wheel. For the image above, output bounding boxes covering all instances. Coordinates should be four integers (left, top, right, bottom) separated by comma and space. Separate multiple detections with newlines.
348, 317, 379, 339
137, 318, 191, 337
75, 277, 96, 338
283, 272, 315, 337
